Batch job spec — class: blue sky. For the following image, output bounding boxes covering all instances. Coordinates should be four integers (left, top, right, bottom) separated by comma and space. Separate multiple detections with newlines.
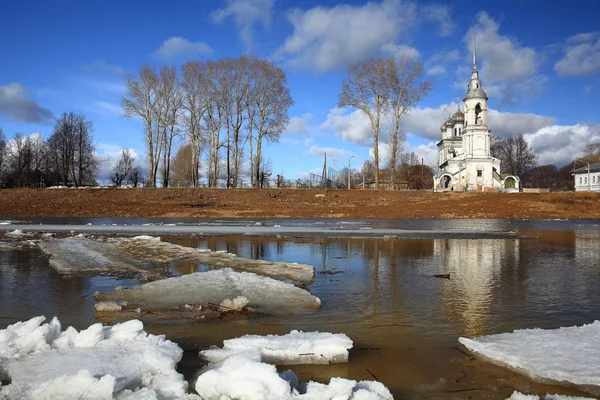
1, 0, 600, 181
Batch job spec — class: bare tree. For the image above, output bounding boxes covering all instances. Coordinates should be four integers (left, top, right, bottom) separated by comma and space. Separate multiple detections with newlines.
111, 148, 135, 187
122, 65, 162, 187
73, 114, 97, 186
339, 58, 393, 189
157, 66, 183, 188
0, 128, 7, 185
388, 56, 432, 185
128, 166, 143, 188
491, 133, 537, 176
171, 143, 194, 186
340, 56, 431, 189
576, 142, 600, 165
251, 59, 293, 187
181, 61, 208, 187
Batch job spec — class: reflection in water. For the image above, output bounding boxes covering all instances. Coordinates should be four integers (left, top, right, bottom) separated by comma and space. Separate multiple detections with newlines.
2, 230, 600, 398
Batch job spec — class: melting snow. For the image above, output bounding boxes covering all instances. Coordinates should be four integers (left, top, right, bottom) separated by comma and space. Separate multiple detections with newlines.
96, 268, 321, 313
200, 330, 353, 365
459, 321, 600, 389
0, 316, 197, 399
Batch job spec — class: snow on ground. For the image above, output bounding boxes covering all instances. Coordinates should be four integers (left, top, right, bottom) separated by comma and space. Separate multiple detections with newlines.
96, 268, 321, 313
195, 356, 393, 400
0, 316, 198, 399
200, 330, 353, 365
109, 235, 315, 283
459, 321, 600, 389
4, 230, 32, 238
507, 391, 595, 399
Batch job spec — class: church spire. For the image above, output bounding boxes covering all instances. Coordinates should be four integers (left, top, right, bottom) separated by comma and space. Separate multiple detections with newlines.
472, 34, 477, 70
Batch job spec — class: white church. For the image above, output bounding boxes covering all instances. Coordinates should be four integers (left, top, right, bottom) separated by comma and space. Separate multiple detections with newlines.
433, 41, 520, 192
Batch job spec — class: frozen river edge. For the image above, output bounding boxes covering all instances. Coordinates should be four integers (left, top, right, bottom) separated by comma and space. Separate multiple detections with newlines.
0, 224, 518, 239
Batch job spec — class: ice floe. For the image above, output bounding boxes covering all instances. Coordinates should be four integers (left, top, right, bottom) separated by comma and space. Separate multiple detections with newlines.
109, 235, 315, 282
459, 321, 600, 390
195, 356, 393, 400
96, 268, 321, 314
0, 316, 197, 399
200, 330, 353, 365
507, 391, 594, 400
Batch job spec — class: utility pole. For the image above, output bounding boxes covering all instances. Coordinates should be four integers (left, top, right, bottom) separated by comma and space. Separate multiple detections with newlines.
348, 156, 354, 189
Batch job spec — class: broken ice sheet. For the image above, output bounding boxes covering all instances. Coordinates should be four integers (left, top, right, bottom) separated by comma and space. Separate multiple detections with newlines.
200, 330, 353, 365
459, 321, 600, 391
0, 316, 199, 399
37, 236, 164, 280
111, 235, 315, 283
96, 268, 321, 314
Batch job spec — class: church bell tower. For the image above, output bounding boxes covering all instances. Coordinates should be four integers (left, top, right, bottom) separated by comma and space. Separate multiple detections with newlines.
462, 36, 490, 158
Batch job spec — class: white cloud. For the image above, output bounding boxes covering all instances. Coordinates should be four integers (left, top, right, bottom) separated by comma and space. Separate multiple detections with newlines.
211, 0, 273, 49
153, 37, 212, 61
524, 124, 600, 167
322, 104, 556, 143
426, 49, 461, 76
467, 12, 538, 82
277, 0, 417, 72
381, 43, 420, 60
0, 83, 54, 124
423, 4, 454, 37
83, 60, 125, 75
94, 101, 122, 116
426, 65, 447, 76
555, 33, 600, 76
308, 144, 352, 166
284, 113, 314, 134
466, 12, 545, 105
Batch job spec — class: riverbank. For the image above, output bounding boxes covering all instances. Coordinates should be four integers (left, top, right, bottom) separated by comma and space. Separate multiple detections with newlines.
1, 188, 599, 219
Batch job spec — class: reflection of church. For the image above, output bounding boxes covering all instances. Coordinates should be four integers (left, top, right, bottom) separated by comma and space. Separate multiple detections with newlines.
433, 40, 520, 192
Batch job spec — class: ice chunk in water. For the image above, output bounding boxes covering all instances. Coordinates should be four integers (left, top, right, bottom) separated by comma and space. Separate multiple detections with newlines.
97, 268, 321, 313
200, 330, 353, 365
194, 356, 393, 400
459, 321, 600, 389
0, 316, 193, 399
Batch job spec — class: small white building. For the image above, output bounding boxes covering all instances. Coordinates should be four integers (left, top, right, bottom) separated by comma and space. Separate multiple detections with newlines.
574, 162, 600, 192
433, 39, 520, 193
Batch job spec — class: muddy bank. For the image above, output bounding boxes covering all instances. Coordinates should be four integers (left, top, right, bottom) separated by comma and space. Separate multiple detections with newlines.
1, 188, 600, 219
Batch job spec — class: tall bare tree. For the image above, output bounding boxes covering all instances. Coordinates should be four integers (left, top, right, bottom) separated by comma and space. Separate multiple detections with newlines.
122, 65, 162, 187
0, 128, 7, 185
181, 61, 208, 186
251, 59, 293, 187
339, 58, 394, 189
576, 142, 600, 165
157, 66, 183, 188
388, 56, 432, 185
340, 56, 431, 189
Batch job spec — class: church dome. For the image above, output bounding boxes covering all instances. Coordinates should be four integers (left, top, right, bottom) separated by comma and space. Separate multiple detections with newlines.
464, 84, 488, 100
440, 117, 453, 130
451, 109, 464, 122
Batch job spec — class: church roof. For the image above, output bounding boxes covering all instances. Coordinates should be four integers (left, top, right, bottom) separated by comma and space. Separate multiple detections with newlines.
573, 162, 600, 174
464, 85, 488, 100
451, 109, 464, 121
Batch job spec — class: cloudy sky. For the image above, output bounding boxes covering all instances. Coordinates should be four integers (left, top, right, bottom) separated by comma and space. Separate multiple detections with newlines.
1, 0, 599, 180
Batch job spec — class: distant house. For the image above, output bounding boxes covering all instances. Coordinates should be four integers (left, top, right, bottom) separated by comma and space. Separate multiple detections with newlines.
573, 162, 600, 192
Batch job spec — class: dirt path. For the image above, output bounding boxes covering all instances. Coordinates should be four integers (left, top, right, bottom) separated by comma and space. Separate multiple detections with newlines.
1, 188, 599, 219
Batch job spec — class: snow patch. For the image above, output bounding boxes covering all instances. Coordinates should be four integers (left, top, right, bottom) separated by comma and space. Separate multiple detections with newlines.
459, 321, 600, 389
507, 391, 595, 400
200, 330, 353, 365
219, 296, 249, 311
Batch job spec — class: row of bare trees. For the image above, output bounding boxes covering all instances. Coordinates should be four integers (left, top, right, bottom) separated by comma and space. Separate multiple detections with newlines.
0, 113, 98, 188
339, 55, 432, 189
121, 55, 293, 188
